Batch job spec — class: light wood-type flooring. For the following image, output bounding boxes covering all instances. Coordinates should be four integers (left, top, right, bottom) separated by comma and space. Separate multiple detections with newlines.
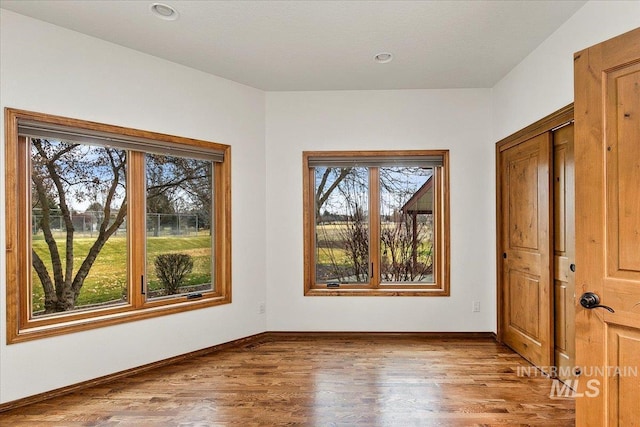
0, 334, 574, 426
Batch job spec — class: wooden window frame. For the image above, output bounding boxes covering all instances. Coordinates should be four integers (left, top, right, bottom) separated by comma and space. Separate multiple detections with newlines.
303, 150, 450, 296
5, 108, 232, 344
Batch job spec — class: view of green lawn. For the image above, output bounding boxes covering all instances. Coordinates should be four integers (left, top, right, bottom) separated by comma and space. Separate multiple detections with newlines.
31, 234, 212, 314
315, 221, 433, 283
315, 240, 432, 273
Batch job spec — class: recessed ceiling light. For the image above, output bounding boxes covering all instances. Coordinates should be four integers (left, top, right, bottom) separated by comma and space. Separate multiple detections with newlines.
150, 3, 179, 21
374, 52, 393, 64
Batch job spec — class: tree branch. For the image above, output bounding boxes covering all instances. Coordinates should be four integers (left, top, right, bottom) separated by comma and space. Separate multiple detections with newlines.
315, 167, 352, 219
100, 149, 126, 229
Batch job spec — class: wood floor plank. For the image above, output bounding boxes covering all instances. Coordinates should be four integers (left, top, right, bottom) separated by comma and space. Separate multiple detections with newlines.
0, 336, 574, 426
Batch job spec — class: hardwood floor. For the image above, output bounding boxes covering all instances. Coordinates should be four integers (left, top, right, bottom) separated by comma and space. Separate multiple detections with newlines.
0, 335, 574, 426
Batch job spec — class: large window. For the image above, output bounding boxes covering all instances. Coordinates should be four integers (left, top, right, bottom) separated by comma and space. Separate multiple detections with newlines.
5, 108, 231, 343
303, 150, 449, 296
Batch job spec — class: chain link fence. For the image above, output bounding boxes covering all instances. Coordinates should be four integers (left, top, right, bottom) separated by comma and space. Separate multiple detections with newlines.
32, 210, 204, 238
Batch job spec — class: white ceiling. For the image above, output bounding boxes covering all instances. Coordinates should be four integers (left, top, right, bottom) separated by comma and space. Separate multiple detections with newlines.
0, 0, 586, 91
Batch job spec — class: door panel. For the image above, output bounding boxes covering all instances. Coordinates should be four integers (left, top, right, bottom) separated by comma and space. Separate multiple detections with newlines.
509, 271, 540, 337
574, 27, 640, 426
607, 62, 640, 276
508, 154, 540, 249
553, 124, 576, 382
607, 325, 640, 426
500, 132, 553, 368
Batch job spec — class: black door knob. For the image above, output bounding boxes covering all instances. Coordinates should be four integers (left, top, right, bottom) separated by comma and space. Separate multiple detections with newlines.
580, 292, 615, 313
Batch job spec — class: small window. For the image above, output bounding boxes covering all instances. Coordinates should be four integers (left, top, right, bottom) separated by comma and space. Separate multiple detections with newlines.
5, 108, 231, 343
303, 150, 449, 296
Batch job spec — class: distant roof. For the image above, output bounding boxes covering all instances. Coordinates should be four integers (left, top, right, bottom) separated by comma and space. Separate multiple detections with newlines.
401, 176, 433, 214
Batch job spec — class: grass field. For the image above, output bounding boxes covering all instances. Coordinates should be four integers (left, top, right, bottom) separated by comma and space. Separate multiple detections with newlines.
31, 234, 212, 314
315, 221, 433, 282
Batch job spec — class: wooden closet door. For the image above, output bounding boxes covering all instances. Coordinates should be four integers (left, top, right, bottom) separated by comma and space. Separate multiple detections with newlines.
499, 132, 553, 368
553, 123, 576, 382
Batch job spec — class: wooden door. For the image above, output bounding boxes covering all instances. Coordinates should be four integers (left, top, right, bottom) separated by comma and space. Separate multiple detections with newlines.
574, 27, 640, 426
499, 132, 553, 368
553, 123, 576, 382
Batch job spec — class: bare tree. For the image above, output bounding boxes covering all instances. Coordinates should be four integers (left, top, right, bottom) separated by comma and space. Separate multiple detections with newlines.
314, 167, 369, 282
314, 167, 352, 221
380, 213, 433, 281
31, 139, 127, 313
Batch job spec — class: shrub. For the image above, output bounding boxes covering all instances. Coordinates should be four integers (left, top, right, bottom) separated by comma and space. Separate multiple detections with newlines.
154, 253, 193, 295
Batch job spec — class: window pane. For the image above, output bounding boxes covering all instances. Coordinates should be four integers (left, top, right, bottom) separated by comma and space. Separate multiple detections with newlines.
380, 167, 434, 283
145, 154, 213, 300
30, 139, 128, 316
314, 166, 369, 284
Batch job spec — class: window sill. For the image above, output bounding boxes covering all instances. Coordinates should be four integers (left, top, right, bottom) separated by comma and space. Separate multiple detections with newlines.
9, 295, 231, 344
304, 287, 449, 297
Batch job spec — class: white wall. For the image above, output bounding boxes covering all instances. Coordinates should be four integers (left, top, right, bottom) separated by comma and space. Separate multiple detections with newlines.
265, 90, 495, 332
492, 0, 640, 141
0, 10, 267, 403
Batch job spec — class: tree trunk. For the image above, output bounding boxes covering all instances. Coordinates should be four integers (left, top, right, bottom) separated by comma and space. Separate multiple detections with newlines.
32, 250, 58, 313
